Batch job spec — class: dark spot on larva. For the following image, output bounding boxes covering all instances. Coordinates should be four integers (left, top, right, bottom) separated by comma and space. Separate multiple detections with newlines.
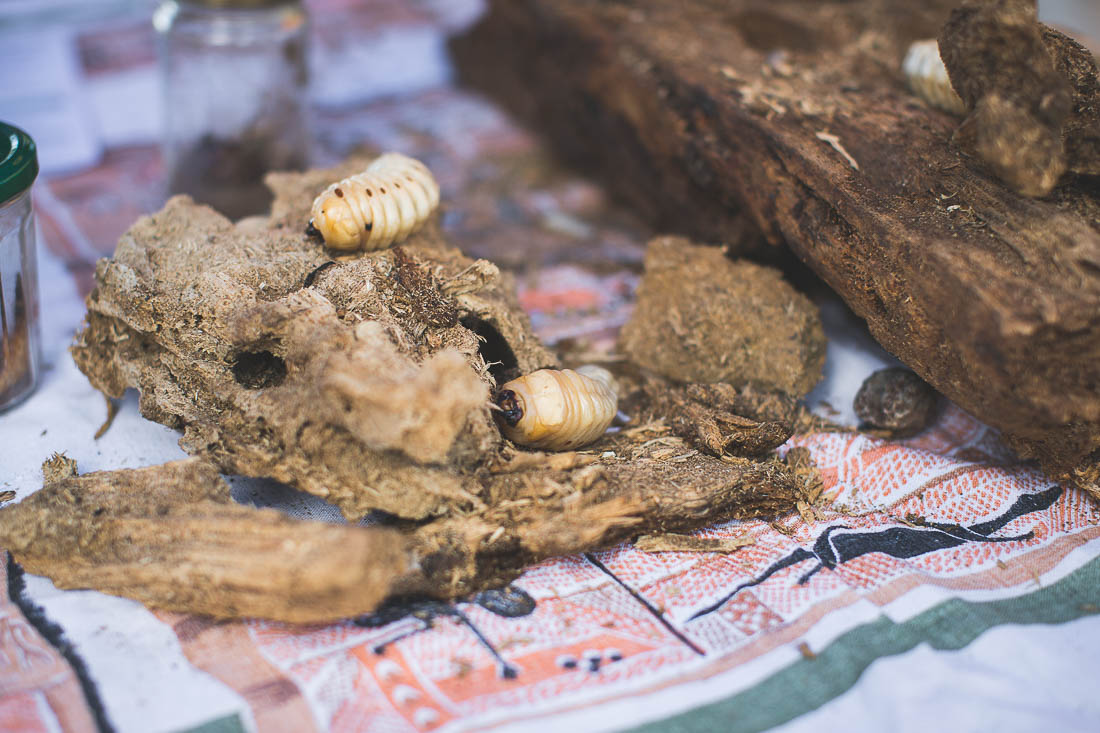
366, 189, 373, 196
395, 182, 401, 188
365, 221, 373, 231
495, 390, 523, 427
334, 187, 344, 197
380, 187, 386, 193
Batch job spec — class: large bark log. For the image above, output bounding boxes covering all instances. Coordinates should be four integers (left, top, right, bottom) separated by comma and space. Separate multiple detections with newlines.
451, 0, 1100, 486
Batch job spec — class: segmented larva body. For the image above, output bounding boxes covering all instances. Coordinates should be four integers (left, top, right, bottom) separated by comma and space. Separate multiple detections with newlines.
902, 39, 967, 116
495, 366, 618, 451
310, 153, 440, 251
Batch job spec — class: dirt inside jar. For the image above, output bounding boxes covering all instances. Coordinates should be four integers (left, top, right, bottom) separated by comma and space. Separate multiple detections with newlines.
0, 272, 33, 408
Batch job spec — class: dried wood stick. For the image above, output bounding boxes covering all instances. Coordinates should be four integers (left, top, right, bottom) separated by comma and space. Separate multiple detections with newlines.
0, 459, 414, 623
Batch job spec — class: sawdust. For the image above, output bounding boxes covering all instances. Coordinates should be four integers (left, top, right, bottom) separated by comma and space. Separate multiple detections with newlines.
620, 237, 825, 398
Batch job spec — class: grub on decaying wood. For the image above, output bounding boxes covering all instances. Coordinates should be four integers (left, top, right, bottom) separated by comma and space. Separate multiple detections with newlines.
620, 237, 825, 399
56, 150, 807, 622
938, 0, 1100, 196
452, 0, 1100, 493
634, 533, 755, 554
0, 459, 415, 623
71, 155, 556, 522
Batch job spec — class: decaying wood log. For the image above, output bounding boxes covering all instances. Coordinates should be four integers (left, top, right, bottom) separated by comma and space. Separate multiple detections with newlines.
408, 432, 797, 597
451, 0, 1100, 489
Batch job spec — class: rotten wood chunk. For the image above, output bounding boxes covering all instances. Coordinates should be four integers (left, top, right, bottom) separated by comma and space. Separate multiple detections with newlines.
634, 533, 755, 554
854, 367, 940, 437
939, 0, 1100, 196
0, 459, 414, 623
630, 374, 796, 457
452, 0, 1100, 492
620, 237, 825, 399
71, 155, 557, 522
409, 431, 798, 597
0, 441, 797, 622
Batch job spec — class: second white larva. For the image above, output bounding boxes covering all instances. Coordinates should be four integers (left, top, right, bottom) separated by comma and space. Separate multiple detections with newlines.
902, 39, 967, 116
309, 152, 440, 251
494, 366, 619, 451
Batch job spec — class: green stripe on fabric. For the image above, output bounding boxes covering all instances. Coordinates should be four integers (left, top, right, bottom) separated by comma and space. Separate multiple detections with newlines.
172, 713, 248, 733
631, 553, 1100, 733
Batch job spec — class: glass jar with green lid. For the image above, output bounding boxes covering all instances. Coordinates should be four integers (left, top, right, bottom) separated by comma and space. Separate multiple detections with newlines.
0, 122, 41, 411
153, 0, 310, 220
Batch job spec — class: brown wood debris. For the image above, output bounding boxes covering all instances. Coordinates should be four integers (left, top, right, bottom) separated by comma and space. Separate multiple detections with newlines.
46, 155, 806, 621
71, 156, 557, 522
940, 0, 1100, 195
629, 375, 797, 458
452, 0, 1100, 492
0, 459, 415, 623
620, 237, 825, 399
408, 432, 797, 597
0, 440, 796, 621
634, 533, 755, 554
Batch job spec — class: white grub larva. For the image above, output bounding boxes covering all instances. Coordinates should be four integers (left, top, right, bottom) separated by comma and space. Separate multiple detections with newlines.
308, 152, 440, 251
902, 39, 967, 116
494, 366, 618, 451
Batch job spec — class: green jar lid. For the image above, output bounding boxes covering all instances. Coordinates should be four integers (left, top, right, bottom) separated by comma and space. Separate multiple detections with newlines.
0, 122, 38, 205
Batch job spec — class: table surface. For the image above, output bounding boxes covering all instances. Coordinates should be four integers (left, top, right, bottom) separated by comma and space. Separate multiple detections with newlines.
2, 2, 1100, 733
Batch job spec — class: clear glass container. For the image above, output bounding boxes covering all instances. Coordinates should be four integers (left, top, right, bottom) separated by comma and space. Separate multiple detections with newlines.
154, 0, 310, 220
0, 123, 41, 411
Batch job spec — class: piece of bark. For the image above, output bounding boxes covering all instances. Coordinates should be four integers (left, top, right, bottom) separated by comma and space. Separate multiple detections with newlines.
0, 459, 415, 623
408, 431, 798, 597
72, 155, 557, 522
452, 0, 1100, 488
938, 0, 1100, 195
629, 374, 796, 457
634, 533, 755, 554
0, 444, 795, 621
620, 237, 825, 398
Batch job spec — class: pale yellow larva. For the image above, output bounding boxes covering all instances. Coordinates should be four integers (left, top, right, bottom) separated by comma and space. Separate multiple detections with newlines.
309, 153, 440, 251
494, 366, 618, 451
902, 39, 967, 116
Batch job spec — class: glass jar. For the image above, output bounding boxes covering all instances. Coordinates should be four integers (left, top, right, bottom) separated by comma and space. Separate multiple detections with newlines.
0, 122, 41, 411
154, 0, 310, 220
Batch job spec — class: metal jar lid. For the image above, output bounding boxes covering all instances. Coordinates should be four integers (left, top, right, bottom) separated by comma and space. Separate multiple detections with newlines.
0, 122, 38, 205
